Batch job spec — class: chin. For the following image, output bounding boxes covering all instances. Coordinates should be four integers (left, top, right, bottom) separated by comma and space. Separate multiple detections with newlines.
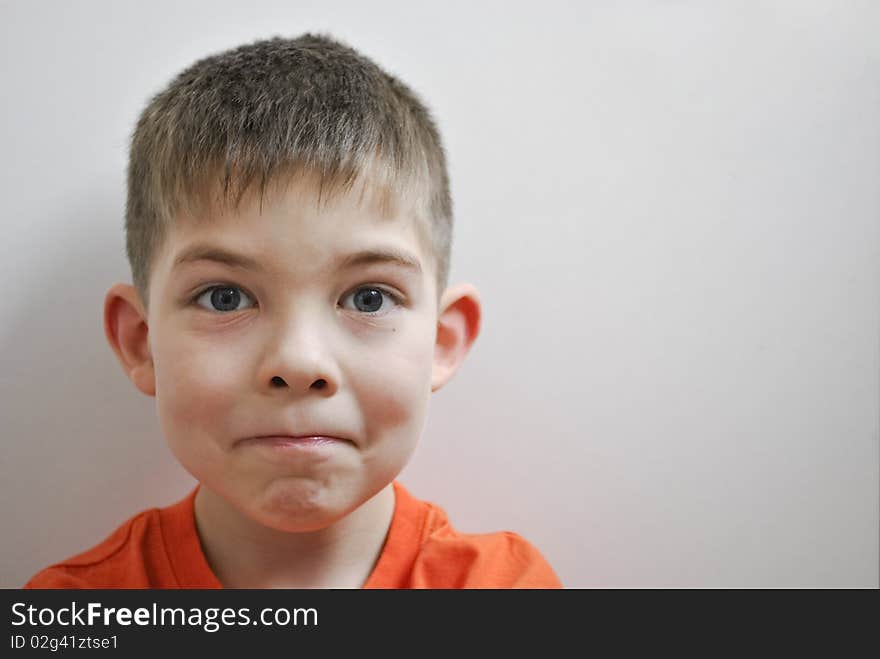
253, 479, 354, 531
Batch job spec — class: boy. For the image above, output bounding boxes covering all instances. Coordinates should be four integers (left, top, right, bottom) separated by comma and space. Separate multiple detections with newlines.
25, 34, 560, 589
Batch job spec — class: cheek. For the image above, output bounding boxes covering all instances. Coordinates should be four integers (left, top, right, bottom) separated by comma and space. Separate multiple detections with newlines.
357, 327, 435, 436
153, 331, 246, 437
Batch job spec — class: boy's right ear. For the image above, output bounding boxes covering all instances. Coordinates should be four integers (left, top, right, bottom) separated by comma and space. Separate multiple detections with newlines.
104, 283, 156, 397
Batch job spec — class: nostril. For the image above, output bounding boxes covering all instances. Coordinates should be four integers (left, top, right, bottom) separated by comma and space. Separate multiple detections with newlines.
271, 376, 286, 387
312, 379, 327, 390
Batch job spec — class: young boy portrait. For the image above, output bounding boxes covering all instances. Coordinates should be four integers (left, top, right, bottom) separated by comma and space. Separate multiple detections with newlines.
23, 33, 561, 589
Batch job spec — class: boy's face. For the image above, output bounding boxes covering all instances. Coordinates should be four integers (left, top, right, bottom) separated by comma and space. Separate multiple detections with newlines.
113, 176, 476, 533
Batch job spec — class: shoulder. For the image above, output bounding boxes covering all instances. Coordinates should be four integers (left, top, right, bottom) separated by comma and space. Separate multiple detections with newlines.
23, 506, 165, 589
399, 487, 562, 589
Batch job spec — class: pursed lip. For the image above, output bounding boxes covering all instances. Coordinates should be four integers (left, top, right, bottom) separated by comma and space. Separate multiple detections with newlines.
238, 434, 354, 447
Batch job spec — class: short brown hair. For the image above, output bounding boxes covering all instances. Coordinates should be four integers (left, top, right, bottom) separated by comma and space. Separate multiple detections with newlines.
125, 33, 452, 308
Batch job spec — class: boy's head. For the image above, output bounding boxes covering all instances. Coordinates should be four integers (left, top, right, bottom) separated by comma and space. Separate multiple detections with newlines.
104, 34, 481, 533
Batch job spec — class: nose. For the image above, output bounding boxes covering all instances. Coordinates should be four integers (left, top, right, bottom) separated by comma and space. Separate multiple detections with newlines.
258, 313, 340, 397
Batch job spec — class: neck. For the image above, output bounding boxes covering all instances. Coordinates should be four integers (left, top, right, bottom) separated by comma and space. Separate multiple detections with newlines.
192, 484, 395, 588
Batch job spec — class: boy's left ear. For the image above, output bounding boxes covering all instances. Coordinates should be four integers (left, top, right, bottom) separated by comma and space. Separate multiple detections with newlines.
431, 283, 482, 392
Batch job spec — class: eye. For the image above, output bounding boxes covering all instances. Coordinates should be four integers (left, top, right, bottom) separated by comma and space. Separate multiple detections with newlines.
341, 286, 402, 315
194, 285, 256, 312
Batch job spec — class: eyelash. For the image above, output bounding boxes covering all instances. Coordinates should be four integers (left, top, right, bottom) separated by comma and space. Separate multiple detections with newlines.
189, 283, 404, 316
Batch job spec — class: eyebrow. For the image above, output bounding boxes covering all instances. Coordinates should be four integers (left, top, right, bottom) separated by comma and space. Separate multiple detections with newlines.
172, 243, 423, 275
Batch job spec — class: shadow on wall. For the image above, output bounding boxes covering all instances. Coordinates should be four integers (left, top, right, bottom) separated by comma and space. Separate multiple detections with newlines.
0, 188, 194, 588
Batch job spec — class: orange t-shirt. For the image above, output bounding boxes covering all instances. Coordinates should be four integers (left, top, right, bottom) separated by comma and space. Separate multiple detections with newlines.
24, 481, 561, 589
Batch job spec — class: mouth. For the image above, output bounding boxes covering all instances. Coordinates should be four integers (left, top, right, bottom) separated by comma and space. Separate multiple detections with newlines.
237, 435, 354, 451
250, 435, 348, 446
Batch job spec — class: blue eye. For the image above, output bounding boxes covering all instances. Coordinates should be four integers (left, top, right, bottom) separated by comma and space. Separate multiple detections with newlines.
342, 286, 401, 315
195, 286, 255, 312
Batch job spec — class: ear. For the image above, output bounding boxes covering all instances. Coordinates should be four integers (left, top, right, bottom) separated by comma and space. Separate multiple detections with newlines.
104, 283, 156, 397
431, 283, 482, 393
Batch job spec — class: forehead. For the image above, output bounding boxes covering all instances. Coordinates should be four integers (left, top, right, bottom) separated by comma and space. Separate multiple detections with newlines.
157, 173, 435, 280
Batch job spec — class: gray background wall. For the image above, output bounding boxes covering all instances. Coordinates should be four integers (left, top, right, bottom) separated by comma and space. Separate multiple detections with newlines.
2, 0, 877, 587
